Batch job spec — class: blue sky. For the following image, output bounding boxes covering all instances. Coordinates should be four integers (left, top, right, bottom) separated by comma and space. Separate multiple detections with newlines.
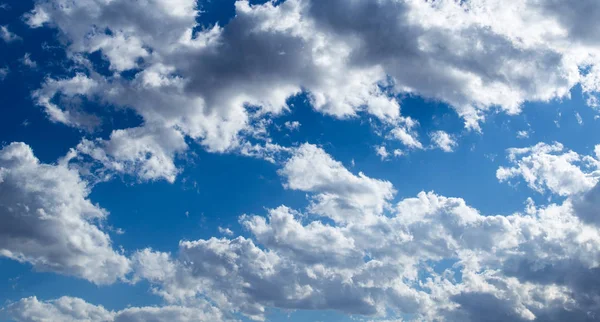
1, 0, 600, 321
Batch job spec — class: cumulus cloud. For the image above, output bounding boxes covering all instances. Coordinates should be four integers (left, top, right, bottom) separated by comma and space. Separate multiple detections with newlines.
32, 73, 101, 130
375, 145, 390, 160
6, 296, 229, 322
13, 0, 600, 320
284, 121, 301, 131
390, 124, 424, 150
122, 143, 600, 321
279, 143, 395, 223
497, 142, 600, 196
72, 125, 188, 183
429, 130, 458, 152
26, 0, 403, 160
23, 0, 600, 182
0, 142, 129, 284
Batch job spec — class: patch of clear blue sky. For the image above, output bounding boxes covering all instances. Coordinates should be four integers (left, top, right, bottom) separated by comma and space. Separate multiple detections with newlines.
1, 0, 600, 321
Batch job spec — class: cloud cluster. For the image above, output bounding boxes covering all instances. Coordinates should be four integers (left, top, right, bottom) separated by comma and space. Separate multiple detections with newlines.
117, 143, 600, 321
4, 141, 600, 321
6, 0, 600, 320
23, 0, 600, 180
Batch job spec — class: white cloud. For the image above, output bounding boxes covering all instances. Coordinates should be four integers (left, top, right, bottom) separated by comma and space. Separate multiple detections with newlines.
23, 0, 600, 183
7, 296, 113, 322
123, 143, 600, 321
218, 227, 234, 236
12, 0, 600, 320
497, 142, 600, 196
516, 130, 530, 139
0, 142, 129, 284
6, 296, 229, 322
130, 183, 600, 321
0, 25, 20, 42
429, 131, 458, 152
284, 121, 301, 131
73, 125, 188, 183
375, 145, 390, 160
21, 53, 36, 68
390, 125, 423, 150
238, 141, 292, 164
241, 206, 361, 267
279, 143, 395, 223
576, 112, 584, 125
33, 73, 100, 130
0, 66, 8, 80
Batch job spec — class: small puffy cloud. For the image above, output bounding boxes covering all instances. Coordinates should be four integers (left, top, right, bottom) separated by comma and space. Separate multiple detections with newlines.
284, 121, 301, 131
0, 25, 20, 42
74, 125, 188, 183
218, 227, 234, 236
375, 145, 390, 160
516, 130, 530, 139
279, 143, 395, 223
0, 142, 129, 284
390, 125, 423, 150
20, 53, 36, 68
497, 142, 600, 196
429, 131, 457, 152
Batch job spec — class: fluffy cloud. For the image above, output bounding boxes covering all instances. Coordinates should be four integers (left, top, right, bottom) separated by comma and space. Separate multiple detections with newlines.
123, 143, 600, 321
24, 0, 600, 182
5, 296, 229, 322
497, 142, 600, 196
390, 124, 423, 150
279, 143, 395, 223
72, 125, 188, 183
429, 130, 458, 152
13, 0, 600, 320
0, 142, 129, 284
26, 0, 403, 159
33, 73, 101, 130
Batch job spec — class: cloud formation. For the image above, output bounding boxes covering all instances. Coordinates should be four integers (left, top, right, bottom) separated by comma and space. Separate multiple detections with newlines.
122, 143, 600, 321
6, 296, 229, 322
5, 0, 600, 321
0, 143, 129, 284
497, 142, 600, 196
22, 0, 600, 181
